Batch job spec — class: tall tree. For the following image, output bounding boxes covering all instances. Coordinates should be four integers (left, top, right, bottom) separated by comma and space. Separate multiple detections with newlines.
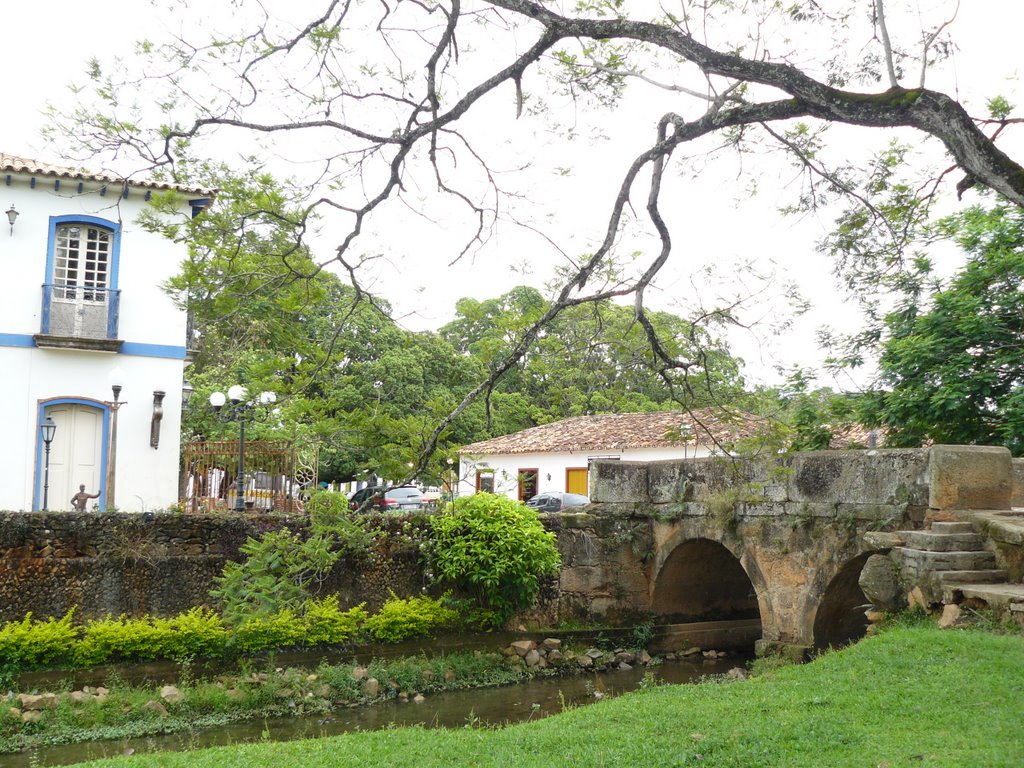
441, 286, 744, 432
863, 204, 1024, 454
54, 0, 1024, 470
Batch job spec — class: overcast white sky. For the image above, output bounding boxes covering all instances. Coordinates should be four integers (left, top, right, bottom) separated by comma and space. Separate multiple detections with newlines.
6, 1, 1024, 390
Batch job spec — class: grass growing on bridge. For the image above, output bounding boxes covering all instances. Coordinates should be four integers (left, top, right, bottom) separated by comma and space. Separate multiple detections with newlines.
81, 621, 1024, 768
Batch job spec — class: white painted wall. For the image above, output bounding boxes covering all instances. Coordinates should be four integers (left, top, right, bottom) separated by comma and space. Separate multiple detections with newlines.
458, 443, 714, 501
2, 179, 187, 344
0, 172, 192, 511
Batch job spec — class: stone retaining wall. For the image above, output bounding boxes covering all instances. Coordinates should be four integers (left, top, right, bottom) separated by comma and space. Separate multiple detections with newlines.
0, 512, 424, 623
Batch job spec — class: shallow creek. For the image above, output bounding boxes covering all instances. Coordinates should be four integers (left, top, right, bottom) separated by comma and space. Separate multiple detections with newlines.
8, 653, 749, 767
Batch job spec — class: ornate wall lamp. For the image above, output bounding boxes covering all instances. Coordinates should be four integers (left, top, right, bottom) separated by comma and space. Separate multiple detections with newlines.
6, 205, 18, 236
150, 391, 166, 448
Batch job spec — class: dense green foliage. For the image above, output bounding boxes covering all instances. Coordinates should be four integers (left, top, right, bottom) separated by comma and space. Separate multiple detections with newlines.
362, 594, 459, 643
77, 624, 1024, 768
211, 530, 341, 623
440, 287, 744, 429
1, 599, 389, 671
231, 601, 366, 655
73, 609, 229, 666
0, 611, 79, 668
287, 596, 368, 647
428, 494, 561, 626
862, 205, 1024, 454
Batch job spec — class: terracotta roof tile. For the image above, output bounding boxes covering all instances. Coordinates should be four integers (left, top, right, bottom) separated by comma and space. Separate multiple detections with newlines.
828, 423, 886, 449
1, 153, 213, 196
459, 409, 763, 455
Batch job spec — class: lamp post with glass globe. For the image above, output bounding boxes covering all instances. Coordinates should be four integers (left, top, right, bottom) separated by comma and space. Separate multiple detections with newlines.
40, 416, 56, 511
209, 385, 277, 512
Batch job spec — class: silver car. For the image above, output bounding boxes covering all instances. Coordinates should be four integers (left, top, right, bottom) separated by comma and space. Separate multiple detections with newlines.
525, 492, 589, 512
381, 486, 424, 511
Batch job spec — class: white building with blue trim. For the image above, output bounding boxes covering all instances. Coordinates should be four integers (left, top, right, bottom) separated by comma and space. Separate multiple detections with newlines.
0, 153, 208, 512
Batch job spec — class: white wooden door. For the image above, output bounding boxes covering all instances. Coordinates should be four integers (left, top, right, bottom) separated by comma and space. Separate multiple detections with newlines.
42, 404, 104, 510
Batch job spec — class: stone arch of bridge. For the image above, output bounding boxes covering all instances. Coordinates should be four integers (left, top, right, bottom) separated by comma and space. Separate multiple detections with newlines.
810, 550, 878, 650
650, 535, 765, 626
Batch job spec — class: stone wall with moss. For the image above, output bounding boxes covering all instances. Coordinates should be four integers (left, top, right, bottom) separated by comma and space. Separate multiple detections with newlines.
0, 512, 425, 623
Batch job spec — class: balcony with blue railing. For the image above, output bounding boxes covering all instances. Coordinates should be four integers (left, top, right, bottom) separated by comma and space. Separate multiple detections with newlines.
35, 283, 123, 352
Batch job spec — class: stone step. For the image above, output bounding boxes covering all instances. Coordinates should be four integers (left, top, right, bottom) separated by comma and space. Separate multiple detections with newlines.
941, 582, 1024, 609
933, 570, 1009, 584
899, 531, 986, 552
895, 548, 998, 573
930, 521, 976, 534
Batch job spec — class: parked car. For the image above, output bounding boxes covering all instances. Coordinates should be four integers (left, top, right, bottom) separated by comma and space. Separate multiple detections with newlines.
525, 492, 590, 512
348, 485, 424, 512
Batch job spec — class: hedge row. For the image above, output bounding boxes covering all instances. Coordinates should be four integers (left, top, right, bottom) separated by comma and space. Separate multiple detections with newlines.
0, 594, 456, 670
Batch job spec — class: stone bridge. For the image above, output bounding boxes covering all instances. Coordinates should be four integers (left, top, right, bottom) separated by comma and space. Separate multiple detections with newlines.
542, 445, 1018, 657
1, 445, 1019, 659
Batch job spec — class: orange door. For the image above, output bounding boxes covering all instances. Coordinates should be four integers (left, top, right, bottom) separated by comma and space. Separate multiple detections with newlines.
566, 467, 588, 496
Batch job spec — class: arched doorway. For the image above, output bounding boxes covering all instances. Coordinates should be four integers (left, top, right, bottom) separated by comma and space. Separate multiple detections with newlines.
812, 553, 873, 650
652, 538, 761, 623
36, 400, 109, 511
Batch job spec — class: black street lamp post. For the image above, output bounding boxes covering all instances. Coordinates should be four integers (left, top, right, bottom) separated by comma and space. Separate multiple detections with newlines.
105, 369, 126, 511
209, 385, 276, 512
40, 416, 56, 511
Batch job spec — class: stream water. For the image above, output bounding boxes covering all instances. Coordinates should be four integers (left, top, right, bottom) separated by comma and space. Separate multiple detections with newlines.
7, 653, 750, 767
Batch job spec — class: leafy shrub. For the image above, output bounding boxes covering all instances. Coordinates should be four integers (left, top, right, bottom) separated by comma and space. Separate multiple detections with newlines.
232, 609, 307, 654
307, 490, 382, 558
74, 608, 228, 666
74, 615, 168, 666
302, 596, 368, 645
428, 493, 561, 626
363, 594, 458, 643
0, 611, 79, 668
153, 608, 229, 659
211, 530, 341, 623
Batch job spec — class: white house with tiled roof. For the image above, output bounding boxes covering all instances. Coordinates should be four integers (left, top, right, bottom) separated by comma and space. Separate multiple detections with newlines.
0, 153, 210, 512
457, 410, 760, 501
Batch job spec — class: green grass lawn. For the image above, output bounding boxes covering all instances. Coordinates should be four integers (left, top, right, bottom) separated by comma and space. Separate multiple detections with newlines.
80, 623, 1024, 767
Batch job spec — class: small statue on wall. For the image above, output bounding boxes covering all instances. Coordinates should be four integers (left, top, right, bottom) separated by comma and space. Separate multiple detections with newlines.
70, 484, 100, 512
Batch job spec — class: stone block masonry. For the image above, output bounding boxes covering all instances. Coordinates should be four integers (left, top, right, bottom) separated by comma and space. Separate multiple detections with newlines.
593, 447, 932, 514
927, 445, 1012, 511
0, 512, 425, 623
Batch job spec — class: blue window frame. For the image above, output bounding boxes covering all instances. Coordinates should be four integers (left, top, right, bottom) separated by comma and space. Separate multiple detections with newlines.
40, 215, 122, 339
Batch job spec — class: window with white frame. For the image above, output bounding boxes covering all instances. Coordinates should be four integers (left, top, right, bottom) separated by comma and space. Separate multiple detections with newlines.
54, 223, 111, 301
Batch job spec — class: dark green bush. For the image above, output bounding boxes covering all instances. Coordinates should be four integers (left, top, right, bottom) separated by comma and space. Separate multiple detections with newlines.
211, 530, 341, 623
428, 493, 561, 626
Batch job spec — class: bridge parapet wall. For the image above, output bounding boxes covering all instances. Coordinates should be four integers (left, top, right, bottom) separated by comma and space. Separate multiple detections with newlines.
592, 445, 1014, 517
592, 448, 931, 520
